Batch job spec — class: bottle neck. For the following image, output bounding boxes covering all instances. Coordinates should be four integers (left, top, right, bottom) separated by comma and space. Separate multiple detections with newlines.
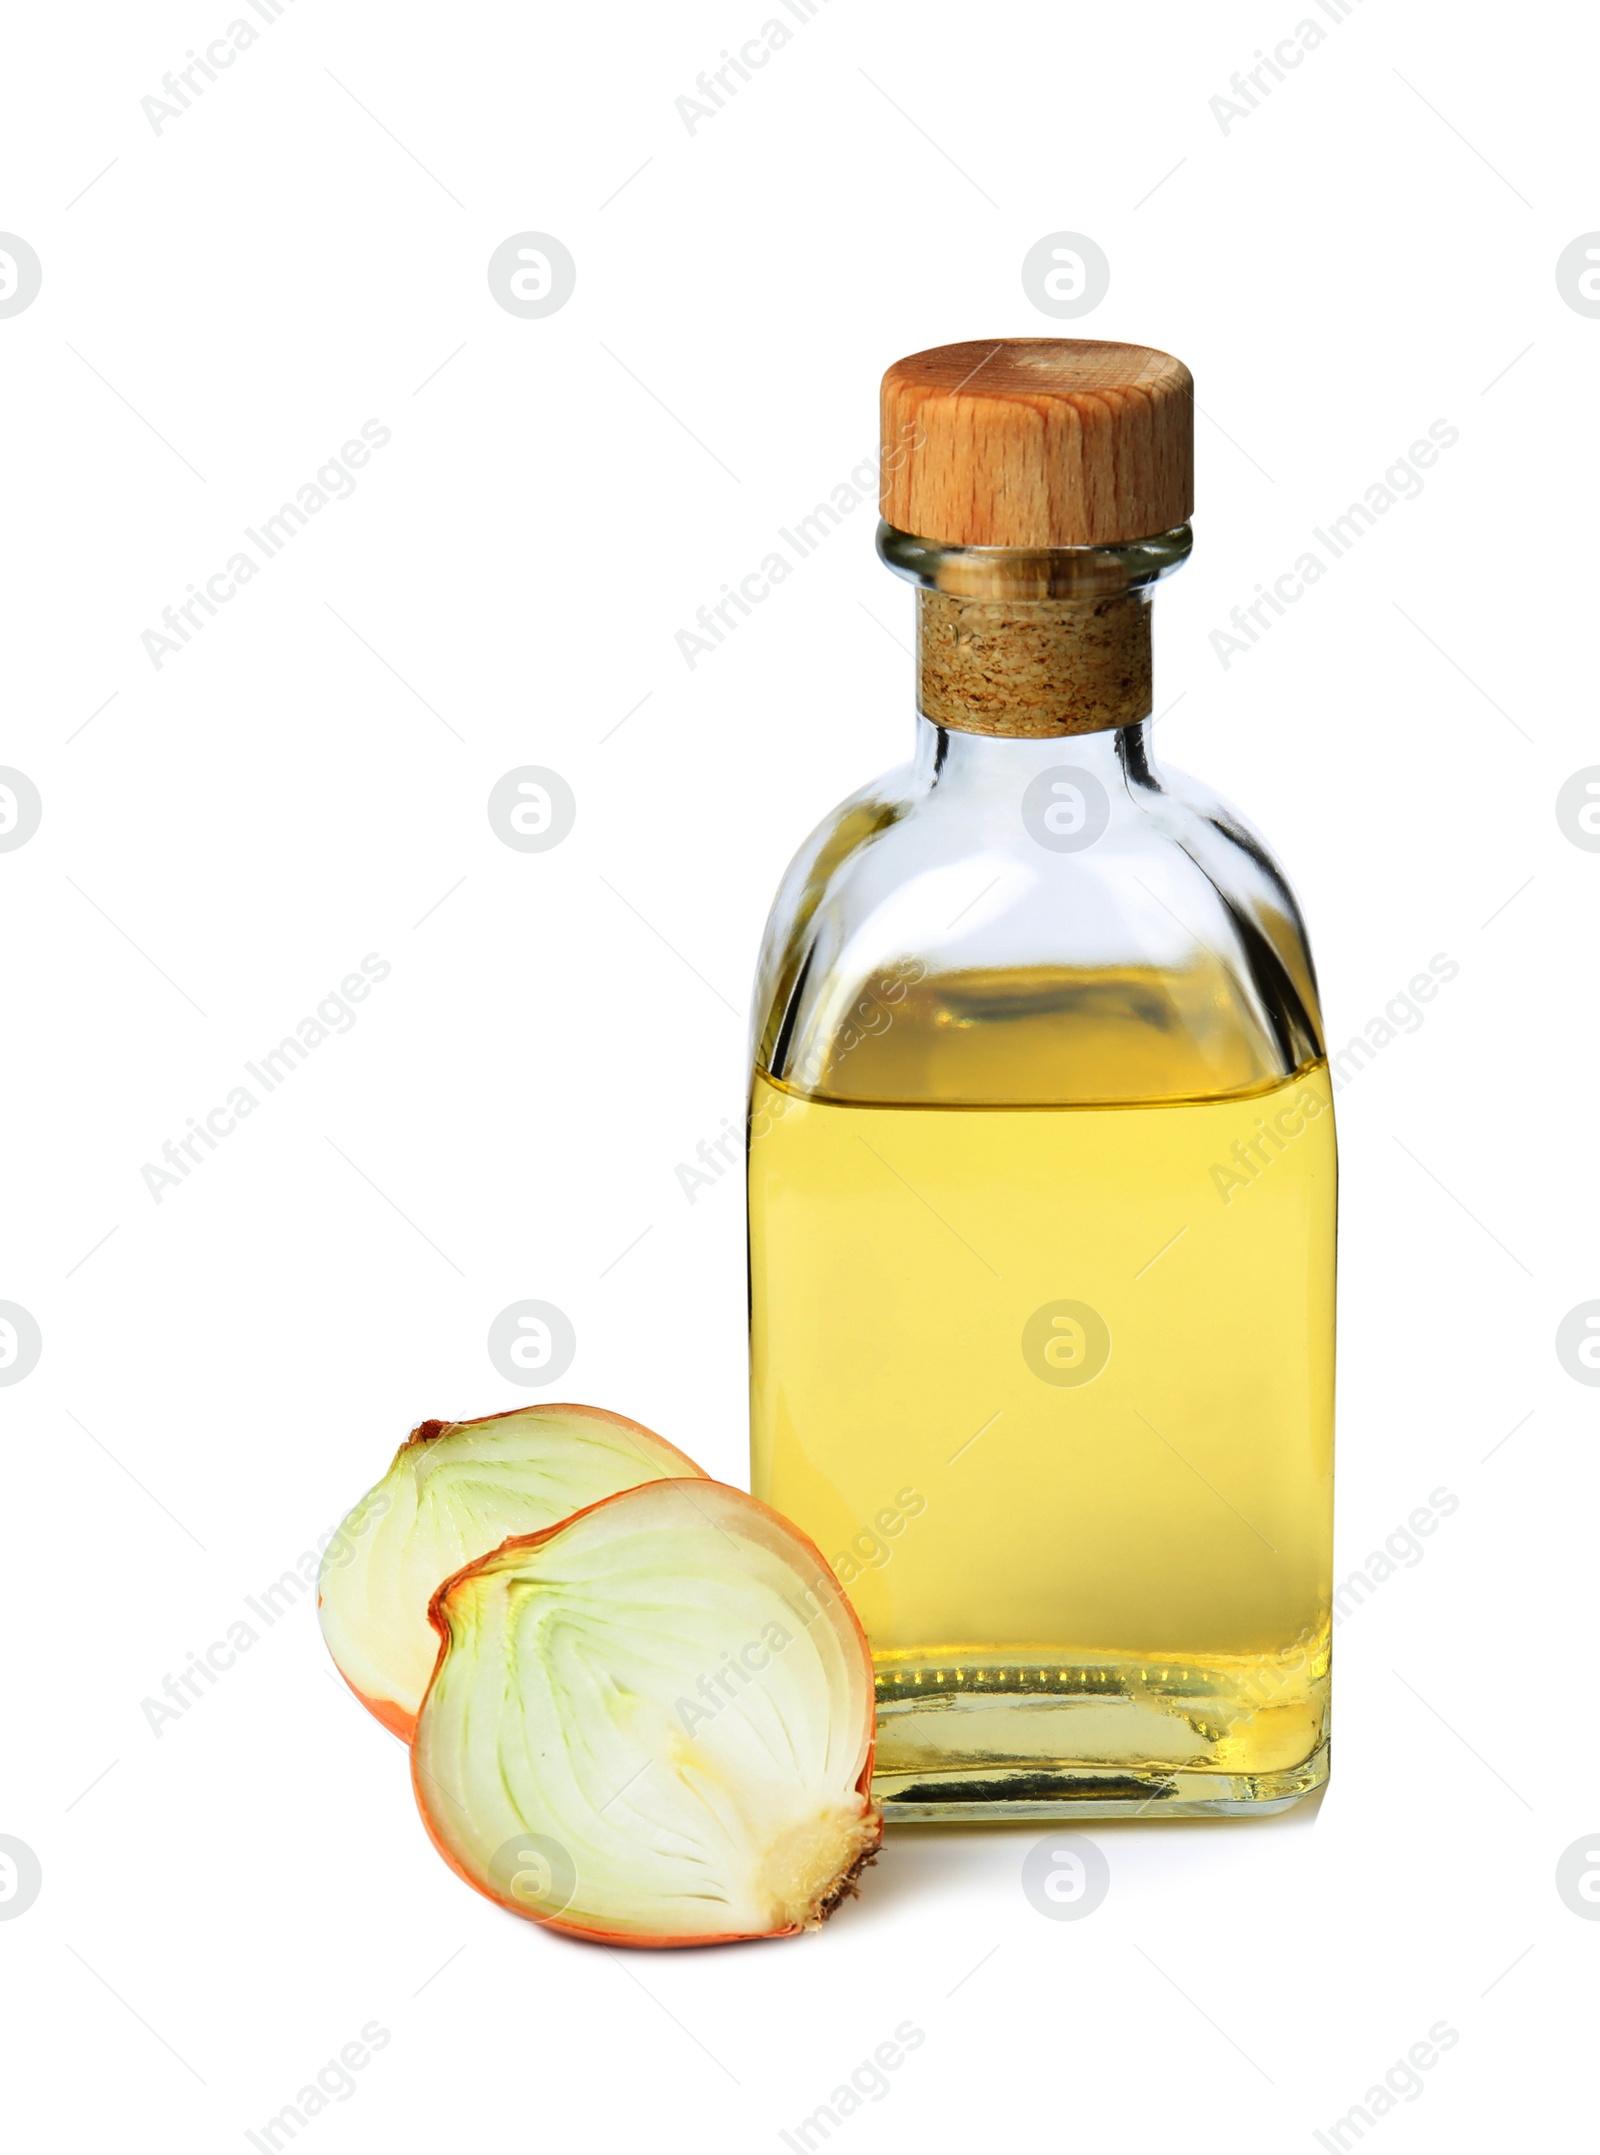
910, 710, 1155, 790
877, 520, 1189, 743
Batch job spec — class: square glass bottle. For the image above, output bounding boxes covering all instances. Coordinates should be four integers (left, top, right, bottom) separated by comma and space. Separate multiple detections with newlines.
747, 341, 1335, 1820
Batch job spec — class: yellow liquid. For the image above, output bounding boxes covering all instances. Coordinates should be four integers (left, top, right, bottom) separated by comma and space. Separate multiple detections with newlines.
748, 1046, 1335, 1817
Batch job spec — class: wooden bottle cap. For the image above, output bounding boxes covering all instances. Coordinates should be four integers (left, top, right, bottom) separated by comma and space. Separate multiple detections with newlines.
880, 338, 1193, 549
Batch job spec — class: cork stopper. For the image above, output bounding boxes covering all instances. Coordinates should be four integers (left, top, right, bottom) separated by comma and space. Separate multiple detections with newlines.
880, 338, 1193, 549
916, 591, 1152, 737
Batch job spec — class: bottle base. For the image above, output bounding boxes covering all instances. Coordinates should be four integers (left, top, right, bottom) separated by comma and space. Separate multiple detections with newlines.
870, 1649, 1329, 1821
878, 1743, 1327, 1821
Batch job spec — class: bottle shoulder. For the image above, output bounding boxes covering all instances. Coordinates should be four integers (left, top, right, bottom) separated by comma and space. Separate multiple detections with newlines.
751, 744, 1325, 1107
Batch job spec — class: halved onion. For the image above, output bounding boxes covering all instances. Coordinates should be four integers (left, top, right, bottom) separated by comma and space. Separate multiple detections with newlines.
319, 1404, 705, 1740
412, 1479, 881, 1947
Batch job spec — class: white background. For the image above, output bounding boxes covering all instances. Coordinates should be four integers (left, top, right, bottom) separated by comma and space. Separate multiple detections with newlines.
2, 2, 1594, 2147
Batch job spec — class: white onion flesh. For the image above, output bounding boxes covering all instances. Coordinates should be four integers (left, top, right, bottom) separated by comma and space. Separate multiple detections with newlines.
319, 1405, 705, 1738
412, 1479, 880, 1946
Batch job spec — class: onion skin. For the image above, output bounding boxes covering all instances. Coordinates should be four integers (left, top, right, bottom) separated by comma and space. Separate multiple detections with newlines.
412, 1481, 882, 1949
345, 1683, 418, 1744
399, 1405, 705, 1470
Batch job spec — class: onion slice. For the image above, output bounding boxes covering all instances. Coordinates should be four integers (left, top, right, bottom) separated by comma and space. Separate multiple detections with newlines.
319, 1404, 705, 1740
412, 1480, 881, 1947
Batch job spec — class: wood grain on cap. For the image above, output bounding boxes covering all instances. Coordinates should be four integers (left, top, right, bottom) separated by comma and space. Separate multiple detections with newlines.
881, 338, 1193, 549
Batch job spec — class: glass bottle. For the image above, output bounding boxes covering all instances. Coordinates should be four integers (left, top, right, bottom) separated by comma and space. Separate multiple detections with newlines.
747, 341, 1335, 1820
